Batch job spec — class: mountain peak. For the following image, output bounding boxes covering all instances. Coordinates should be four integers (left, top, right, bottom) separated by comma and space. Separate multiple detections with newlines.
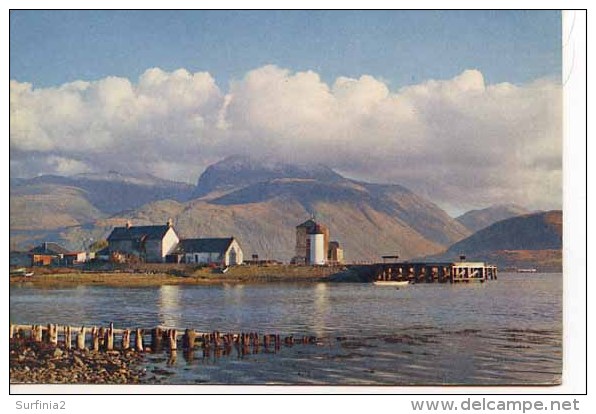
193, 154, 344, 197
456, 203, 530, 233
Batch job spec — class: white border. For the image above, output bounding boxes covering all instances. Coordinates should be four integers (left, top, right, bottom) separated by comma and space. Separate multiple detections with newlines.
2, 2, 590, 412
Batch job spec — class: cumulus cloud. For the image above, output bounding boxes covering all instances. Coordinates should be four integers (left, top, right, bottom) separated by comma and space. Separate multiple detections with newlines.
10, 66, 562, 213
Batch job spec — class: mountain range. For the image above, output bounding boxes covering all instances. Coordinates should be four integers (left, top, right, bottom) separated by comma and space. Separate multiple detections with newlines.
10, 155, 560, 269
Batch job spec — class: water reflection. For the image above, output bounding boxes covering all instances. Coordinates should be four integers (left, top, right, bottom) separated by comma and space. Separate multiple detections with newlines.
312, 283, 329, 337
158, 285, 181, 328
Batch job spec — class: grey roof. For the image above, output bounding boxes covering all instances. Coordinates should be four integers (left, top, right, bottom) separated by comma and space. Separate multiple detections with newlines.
296, 219, 316, 228
29, 242, 71, 255
107, 225, 172, 242
178, 238, 235, 254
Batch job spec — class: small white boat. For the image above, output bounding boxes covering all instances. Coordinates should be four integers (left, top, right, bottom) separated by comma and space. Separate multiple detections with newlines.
517, 268, 537, 273
373, 280, 410, 287
10, 268, 33, 277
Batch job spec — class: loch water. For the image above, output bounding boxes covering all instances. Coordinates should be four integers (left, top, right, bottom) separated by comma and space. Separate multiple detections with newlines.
10, 273, 562, 385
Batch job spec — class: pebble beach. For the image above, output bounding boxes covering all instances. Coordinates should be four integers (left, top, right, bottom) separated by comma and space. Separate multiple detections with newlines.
9, 338, 146, 384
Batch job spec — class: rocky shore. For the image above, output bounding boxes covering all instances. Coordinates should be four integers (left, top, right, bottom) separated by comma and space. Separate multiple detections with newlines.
9, 338, 146, 384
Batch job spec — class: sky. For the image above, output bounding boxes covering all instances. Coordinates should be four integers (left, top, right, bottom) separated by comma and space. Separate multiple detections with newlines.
9, 10, 562, 214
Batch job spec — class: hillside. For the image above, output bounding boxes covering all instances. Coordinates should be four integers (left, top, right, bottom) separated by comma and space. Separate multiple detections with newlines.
14, 155, 473, 260
9, 172, 194, 250
94, 193, 453, 261
14, 172, 194, 214
10, 184, 105, 231
456, 204, 530, 233
427, 210, 562, 271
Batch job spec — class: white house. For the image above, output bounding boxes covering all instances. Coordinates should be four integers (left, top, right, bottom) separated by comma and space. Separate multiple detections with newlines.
178, 237, 243, 266
106, 220, 179, 263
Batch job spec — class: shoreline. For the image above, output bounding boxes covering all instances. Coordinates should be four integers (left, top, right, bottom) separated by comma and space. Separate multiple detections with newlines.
9, 265, 356, 287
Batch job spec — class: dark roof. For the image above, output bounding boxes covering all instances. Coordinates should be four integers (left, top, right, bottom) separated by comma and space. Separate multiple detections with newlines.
107, 225, 173, 242
28, 242, 71, 255
178, 238, 235, 254
297, 219, 316, 228
297, 219, 329, 232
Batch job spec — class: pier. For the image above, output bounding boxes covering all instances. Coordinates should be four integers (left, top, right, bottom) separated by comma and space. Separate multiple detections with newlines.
373, 260, 497, 283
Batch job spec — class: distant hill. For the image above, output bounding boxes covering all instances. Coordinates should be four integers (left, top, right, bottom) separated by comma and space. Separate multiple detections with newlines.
10, 184, 106, 231
14, 155, 473, 259
427, 210, 562, 272
456, 204, 530, 233
10, 171, 194, 215
9, 172, 195, 251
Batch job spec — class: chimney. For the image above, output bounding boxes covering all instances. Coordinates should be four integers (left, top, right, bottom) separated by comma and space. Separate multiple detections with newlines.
167, 218, 173, 228
126, 220, 132, 229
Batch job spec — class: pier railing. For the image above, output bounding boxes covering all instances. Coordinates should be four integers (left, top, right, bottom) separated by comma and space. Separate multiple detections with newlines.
373, 262, 498, 283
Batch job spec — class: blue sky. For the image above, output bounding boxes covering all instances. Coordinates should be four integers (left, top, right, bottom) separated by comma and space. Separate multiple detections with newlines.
10, 10, 561, 89
9, 10, 563, 212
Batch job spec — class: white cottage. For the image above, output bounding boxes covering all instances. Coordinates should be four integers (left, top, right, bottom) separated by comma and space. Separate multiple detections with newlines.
179, 237, 243, 266
107, 220, 179, 263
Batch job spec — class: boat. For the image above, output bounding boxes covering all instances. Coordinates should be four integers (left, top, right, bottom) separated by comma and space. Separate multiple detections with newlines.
9, 268, 34, 277
517, 268, 537, 273
373, 280, 410, 287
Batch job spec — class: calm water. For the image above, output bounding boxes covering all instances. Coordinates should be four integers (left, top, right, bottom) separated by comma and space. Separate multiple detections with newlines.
9, 273, 562, 385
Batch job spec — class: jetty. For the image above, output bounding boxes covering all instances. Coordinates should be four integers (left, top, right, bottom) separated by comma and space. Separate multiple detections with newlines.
373, 259, 497, 283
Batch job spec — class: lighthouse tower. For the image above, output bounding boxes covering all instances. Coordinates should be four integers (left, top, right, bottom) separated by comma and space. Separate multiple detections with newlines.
308, 224, 326, 265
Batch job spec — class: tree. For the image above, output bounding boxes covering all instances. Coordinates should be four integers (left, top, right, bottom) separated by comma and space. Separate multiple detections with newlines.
89, 239, 108, 252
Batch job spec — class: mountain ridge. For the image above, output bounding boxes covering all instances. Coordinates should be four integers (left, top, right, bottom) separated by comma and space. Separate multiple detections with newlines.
456, 203, 531, 233
10, 155, 472, 260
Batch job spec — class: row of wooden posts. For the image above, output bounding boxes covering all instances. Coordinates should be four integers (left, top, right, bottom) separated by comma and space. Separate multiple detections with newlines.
10, 323, 314, 353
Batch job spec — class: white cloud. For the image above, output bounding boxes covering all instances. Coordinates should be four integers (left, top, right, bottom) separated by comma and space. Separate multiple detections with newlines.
9, 66, 562, 212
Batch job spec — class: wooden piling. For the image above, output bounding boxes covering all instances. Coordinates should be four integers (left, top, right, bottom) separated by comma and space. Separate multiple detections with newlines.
135, 328, 144, 352
10, 324, 15, 339
91, 327, 100, 352
106, 323, 114, 351
76, 326, 86, 350
121, 329, 130, 350
183, 328, 196, 350
33, 325, 43, 342
98, 327, 105, 349
47, 324, 58, 345
65, 325, 72, 350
